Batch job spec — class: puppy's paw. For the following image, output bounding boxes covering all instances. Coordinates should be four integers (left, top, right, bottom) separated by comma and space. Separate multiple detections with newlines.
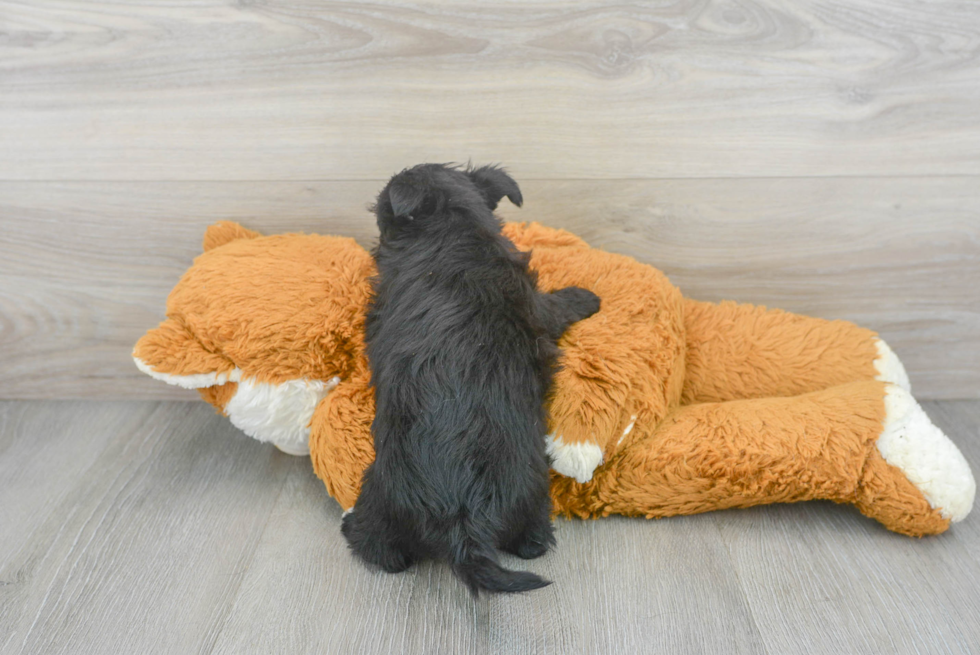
556, 286, 601, 322
507, 538, 551, 560
374, 548, 415, 574
503, 522, 556, 560
341, 510, 415, 573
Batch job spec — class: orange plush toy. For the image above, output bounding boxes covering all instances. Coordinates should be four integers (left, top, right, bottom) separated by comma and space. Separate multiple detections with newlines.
134, 221, 975, 537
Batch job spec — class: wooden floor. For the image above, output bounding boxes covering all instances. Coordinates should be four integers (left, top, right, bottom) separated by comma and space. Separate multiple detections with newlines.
0, 399, 977, 654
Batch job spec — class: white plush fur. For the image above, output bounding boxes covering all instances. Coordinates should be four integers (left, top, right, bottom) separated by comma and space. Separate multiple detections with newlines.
546, 433, 604, 484
878, 385, 975, 522
873, 338, 911, 392
549, 417, 639, 483
225, 376, 341, 456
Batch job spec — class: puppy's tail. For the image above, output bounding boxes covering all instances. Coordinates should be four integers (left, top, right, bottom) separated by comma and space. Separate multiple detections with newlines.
450, 535, 551, 596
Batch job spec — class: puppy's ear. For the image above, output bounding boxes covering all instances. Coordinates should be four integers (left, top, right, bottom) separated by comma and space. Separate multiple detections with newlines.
387, 180, 426, 220
467, 165, 523, 210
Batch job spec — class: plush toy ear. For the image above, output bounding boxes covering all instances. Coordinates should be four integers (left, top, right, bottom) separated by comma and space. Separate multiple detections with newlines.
202, 221, 262, 251
387, 180, 426, 220
467, 165, 523, 210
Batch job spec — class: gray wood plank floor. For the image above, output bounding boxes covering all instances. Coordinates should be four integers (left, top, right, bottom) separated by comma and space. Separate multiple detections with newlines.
1, 400, 977, 654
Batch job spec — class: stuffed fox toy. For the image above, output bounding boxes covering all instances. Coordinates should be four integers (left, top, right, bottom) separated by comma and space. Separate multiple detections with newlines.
134, 220, 975, 537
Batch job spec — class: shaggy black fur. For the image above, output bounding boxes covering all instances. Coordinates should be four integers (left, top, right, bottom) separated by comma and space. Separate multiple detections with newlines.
340, 163, 601, 595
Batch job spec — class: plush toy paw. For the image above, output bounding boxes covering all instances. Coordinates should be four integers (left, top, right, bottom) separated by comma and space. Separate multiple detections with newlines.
874, 338, 911, 392
546, 415, 638, 483
878, 384, 975, 522
545, 433, 605, 483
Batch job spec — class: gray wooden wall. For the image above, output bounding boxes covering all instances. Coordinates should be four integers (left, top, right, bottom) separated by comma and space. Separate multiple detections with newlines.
1, 1, 978, 400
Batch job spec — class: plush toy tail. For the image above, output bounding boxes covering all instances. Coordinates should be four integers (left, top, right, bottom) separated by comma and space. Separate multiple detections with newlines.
451, 536, 551, 597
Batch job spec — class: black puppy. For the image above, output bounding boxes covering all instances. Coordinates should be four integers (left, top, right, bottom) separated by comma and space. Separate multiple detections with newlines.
341, 163, 600, 595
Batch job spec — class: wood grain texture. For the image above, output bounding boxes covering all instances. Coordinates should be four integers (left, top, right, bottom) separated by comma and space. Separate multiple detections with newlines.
210, 472, 765, 654
711, 399, 980, 655
929, 401, 980, 576
1, 177, 977, 399
1, 1, 979, 180
0, 401, 294, 655
0, 399, 978, 654
0, 401, 148, 562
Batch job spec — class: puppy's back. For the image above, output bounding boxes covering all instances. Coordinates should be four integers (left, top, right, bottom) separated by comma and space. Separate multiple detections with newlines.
345, 164, 578, 595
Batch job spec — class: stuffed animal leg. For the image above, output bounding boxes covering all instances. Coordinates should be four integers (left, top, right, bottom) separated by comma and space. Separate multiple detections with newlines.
309, 365, 375, 511
682, 298, 909, 403
550, 380, 972, 536
551, 294, 975, 531
677, 298, 973, 528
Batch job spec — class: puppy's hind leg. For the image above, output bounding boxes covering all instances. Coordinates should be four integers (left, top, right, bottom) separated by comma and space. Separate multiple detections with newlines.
537, 286, 601, 340
340, 471, 415, 574
501, 496, 556, 560
341, 509, 415, 573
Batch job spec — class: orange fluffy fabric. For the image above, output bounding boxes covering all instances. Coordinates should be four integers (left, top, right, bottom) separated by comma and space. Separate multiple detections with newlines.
134, 221, 974, 537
